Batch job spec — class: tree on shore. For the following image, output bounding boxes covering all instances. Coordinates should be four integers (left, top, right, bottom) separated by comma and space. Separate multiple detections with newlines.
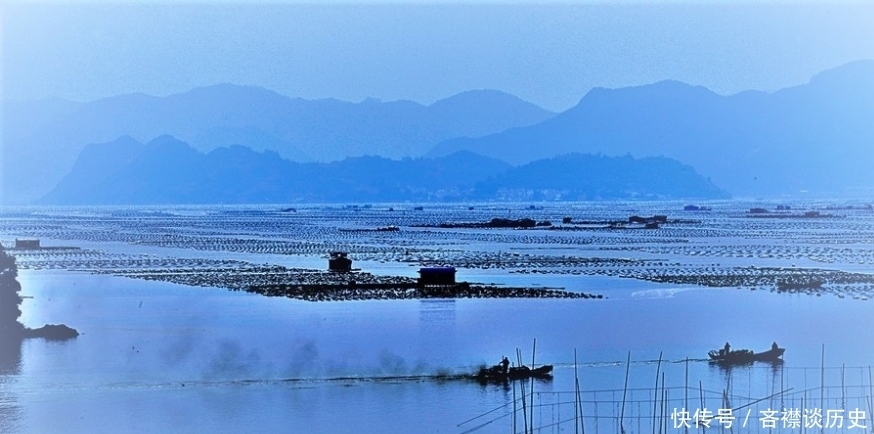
0, 244, 25, 341
1, 244, 79, 341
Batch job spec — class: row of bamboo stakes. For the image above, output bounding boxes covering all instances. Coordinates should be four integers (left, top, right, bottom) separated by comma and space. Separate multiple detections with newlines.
460, 344, 874, 434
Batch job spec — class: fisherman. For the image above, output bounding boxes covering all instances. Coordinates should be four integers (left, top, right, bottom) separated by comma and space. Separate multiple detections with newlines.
500, 356, 510, 374
771, 341, 779, 350
724, 342, 731, 355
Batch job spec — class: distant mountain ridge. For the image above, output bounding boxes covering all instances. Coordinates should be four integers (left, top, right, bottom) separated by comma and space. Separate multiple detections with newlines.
476, 153, 728, 201
427, 60, 874, 197
6, 60, 872, 203
2, 86, 554, 204
40, 136, 728, 205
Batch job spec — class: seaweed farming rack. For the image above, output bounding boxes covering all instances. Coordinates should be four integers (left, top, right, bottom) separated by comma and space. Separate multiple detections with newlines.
459, 353, 874, 434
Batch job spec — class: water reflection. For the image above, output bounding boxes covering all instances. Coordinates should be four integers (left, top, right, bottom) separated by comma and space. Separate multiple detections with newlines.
708, 359, 787, 412
0, 338, 22, 433
418, 299, 457, 355
709, 358, 785, 373
418, 299, 456, 328
0, 339, 22, 374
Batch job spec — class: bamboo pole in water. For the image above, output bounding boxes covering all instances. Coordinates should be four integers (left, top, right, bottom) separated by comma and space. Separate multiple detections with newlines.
781, 358, 786, 410
575, 348, 586, 434
684, 357, 689, 434
821, 344, 825, 434
575, 350, 579, 434
699, 381, 705, 434
620, 351, 631, 434
865, 396, 874, 433
595, 390, 599, 434
661, 375, 667, 434
802, 394, 807, 434
578, 378, 585, 434
513, 376, 518, 434
652, 351, 663, 434
518, 348, 528, 434
531, 339, 536, 434
868, 365, 874, 430
842, 364, 846, 410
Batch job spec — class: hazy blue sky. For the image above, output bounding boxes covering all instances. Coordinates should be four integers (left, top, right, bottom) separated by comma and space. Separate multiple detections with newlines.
2, 1, 873, 111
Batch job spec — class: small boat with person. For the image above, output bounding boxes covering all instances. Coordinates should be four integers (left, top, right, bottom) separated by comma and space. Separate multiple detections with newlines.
708, 341, 785, 365
475, 356, 553, 383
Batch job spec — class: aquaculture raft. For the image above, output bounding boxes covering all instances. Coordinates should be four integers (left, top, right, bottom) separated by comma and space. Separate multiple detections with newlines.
246, 282, 602, 302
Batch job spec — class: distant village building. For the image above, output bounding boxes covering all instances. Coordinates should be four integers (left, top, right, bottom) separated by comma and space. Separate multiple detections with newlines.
328, 252, 352, 272
15, 238, 40, 249
684, 205, 712, 211
418, 267, 456, 286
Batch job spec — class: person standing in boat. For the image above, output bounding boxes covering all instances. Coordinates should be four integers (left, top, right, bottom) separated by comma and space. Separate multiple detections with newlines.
723, 342, 731, 355
771, 341, 779, 350
500, 356, 510, 374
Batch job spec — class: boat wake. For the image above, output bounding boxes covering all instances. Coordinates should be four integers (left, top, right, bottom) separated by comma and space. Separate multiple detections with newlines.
630, 287, 700, 299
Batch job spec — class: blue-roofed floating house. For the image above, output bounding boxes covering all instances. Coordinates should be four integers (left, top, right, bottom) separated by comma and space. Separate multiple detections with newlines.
418, 267, 456, 287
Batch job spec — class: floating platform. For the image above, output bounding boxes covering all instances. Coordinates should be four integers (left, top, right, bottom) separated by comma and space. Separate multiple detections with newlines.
246, 282, 602, 302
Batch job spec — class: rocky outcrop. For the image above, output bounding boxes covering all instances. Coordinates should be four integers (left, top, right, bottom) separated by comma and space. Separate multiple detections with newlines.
23, 324, 80, 341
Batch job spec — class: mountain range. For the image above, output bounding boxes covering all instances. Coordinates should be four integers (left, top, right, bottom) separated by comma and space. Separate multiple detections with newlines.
39, 136, 727, 205
428, 60, 874, 198
2, 87, 554, 204
4, 60, 873, 204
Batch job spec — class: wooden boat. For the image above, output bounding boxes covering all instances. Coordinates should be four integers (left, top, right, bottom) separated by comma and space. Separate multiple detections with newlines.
708, 346, 785, 365
475, 364, 553, 383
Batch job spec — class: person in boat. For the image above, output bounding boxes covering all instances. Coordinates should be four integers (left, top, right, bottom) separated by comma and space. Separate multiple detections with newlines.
722, 342, 731, 356
499, 356, 510, 374
772, 341, 778, 350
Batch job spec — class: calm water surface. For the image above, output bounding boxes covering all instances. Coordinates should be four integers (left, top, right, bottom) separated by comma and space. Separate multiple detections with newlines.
3, 271, 872, 434
2, 203, 874, 433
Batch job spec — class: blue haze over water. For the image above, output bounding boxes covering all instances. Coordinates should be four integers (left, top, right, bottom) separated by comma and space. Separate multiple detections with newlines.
3, 202, 874, 433
2, 2, 873, 432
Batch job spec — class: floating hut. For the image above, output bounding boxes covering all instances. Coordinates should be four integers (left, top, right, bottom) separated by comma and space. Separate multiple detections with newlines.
684, 204, 712, 211
328, 251, 352, 272
418, 267, 456, 286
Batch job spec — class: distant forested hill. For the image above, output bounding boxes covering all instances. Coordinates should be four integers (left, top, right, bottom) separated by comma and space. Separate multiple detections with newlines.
9, 61, 873, 203
2, 86, 554, 204
40, 136, 728, 205
472, 153, 729, 201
